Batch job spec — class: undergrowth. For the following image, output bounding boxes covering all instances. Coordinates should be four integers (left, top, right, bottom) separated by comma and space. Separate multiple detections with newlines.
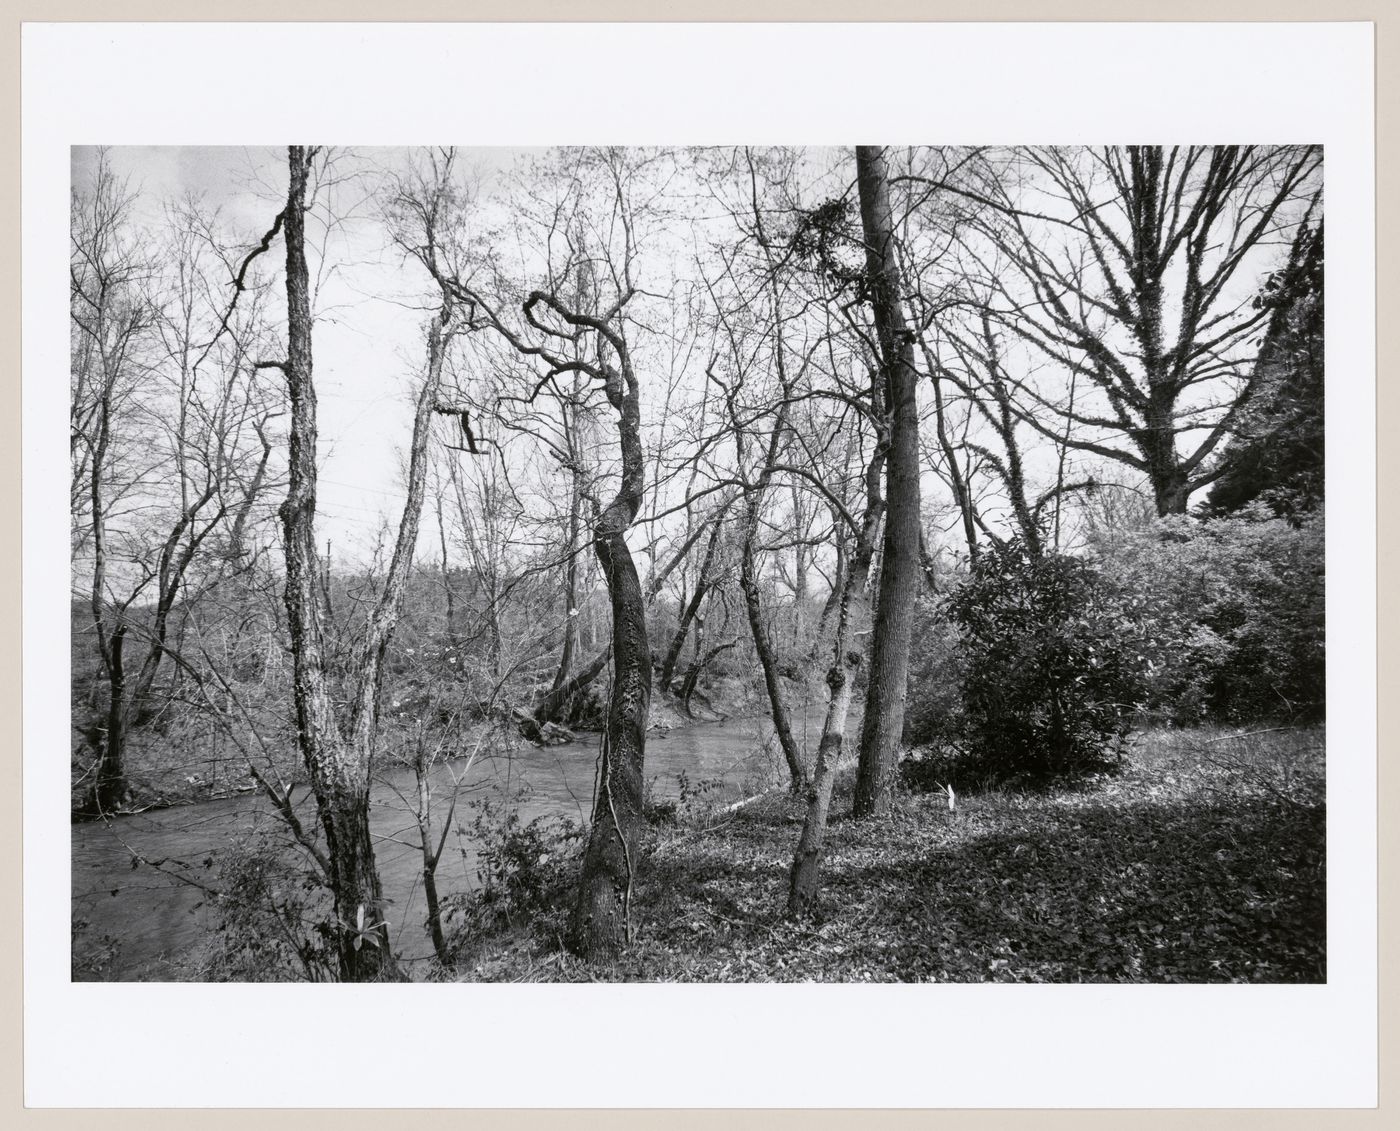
456, 726, 1325, 983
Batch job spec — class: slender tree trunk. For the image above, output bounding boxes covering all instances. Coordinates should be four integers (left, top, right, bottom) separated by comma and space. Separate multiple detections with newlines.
791, 482, 809, 650
659, 512, 726, 692
278, 146, 397, 981
549, 468, 583, 694
434, 488, 459, 650
93, 624, 131, 813
921, 345, 979, 563
853, 145, 923, 820
789, 413, 888, 912
740, 524, 808, 793
414, 752, 449, 966
806, 531, 848, 665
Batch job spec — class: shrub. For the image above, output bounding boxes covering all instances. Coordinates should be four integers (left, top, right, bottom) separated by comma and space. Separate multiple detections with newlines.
942, 539, 1140, 786
443, 799, 584, 955
196, 836, 335, 982
1093, 509, 1325, 725
644, 770, 725, 825
901, 596, 964, 748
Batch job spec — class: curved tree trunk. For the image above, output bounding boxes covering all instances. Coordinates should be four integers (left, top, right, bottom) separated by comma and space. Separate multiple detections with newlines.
853, 145, 923, 820
569, 337, 650, 960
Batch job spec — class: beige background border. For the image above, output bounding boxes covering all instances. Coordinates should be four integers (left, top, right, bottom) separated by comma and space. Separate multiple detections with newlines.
4, 2, 1390, 1126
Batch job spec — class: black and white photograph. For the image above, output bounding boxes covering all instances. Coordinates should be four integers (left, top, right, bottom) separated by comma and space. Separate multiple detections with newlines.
67, 140, 1328, 984
23, 18, 1378, 1112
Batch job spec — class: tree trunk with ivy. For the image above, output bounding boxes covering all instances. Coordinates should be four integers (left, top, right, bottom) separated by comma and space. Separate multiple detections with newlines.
853, 145, 923, 820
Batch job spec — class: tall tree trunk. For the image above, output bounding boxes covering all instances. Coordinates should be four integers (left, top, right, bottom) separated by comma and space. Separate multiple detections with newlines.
569, 336, 650, 960
279, 146, 396, 981
434, 487, 459, 651
790, 481, 809, 649
1145, 389, 1191, 515
523, 488, 720, 739
805, 523, 848, 667
92, 624, 131, 813
853, 145, 923, 820
414, 750, 450, 966
277, 146, 450, 980
549, 465, 583, 694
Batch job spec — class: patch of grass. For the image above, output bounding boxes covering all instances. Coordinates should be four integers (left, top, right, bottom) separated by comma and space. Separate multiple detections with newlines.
457, 726, 1324, 983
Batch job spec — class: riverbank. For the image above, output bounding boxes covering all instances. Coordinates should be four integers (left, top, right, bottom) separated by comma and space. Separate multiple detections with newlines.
70, 674, 782, 819
71, 706, 798, 980
455, 726, 1325, 983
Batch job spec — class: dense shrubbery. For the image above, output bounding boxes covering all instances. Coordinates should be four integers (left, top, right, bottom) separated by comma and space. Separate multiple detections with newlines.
900, 506, 1325, 791
906, 539, 1140, 789
1091, 508, 1325, 725
900, 597, 963, 750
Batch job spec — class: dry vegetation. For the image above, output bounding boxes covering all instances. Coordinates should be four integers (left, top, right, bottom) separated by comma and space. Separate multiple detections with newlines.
456, 727, 1324, 983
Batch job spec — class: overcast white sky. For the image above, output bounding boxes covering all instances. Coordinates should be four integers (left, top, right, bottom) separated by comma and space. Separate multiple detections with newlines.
72, 145, 535, 561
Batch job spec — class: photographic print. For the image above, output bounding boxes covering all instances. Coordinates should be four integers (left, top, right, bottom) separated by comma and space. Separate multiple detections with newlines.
26, 19, 1376, 1111
69, 141, 1327, 985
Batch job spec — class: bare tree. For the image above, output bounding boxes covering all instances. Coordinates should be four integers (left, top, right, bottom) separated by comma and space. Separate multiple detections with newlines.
71, 153, 281, 814
271, 145, 456, 980
406, 148, 658, 957
916, 145, 1322, 515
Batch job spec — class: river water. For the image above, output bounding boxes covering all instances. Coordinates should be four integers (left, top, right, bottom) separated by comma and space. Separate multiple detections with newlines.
72, 710, 831, 980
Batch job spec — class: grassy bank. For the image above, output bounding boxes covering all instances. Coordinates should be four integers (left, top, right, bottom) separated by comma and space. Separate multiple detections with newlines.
455, 726, 1325, 983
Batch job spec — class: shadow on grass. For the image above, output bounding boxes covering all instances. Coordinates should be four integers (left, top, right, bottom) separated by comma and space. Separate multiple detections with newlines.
631, 787, 1323, 983
827, 792, 1325, 982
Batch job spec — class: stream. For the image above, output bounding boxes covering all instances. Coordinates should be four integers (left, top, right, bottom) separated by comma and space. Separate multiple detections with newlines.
72, 710, 834, 979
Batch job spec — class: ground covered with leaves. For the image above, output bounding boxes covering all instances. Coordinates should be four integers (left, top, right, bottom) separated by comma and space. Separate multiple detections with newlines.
458, 726, 1325, 983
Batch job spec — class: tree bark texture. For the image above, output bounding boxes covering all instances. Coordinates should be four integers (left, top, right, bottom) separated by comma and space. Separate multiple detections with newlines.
569, 337, 651, 960
853, 145, 923, 820
278, 146, 449, 980
788, 417, 888, 912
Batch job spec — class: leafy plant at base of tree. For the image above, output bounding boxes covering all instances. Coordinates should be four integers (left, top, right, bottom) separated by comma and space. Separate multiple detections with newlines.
197, 837, 335, 982
941, 539, 1141, 787
442, 799, 584, 958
